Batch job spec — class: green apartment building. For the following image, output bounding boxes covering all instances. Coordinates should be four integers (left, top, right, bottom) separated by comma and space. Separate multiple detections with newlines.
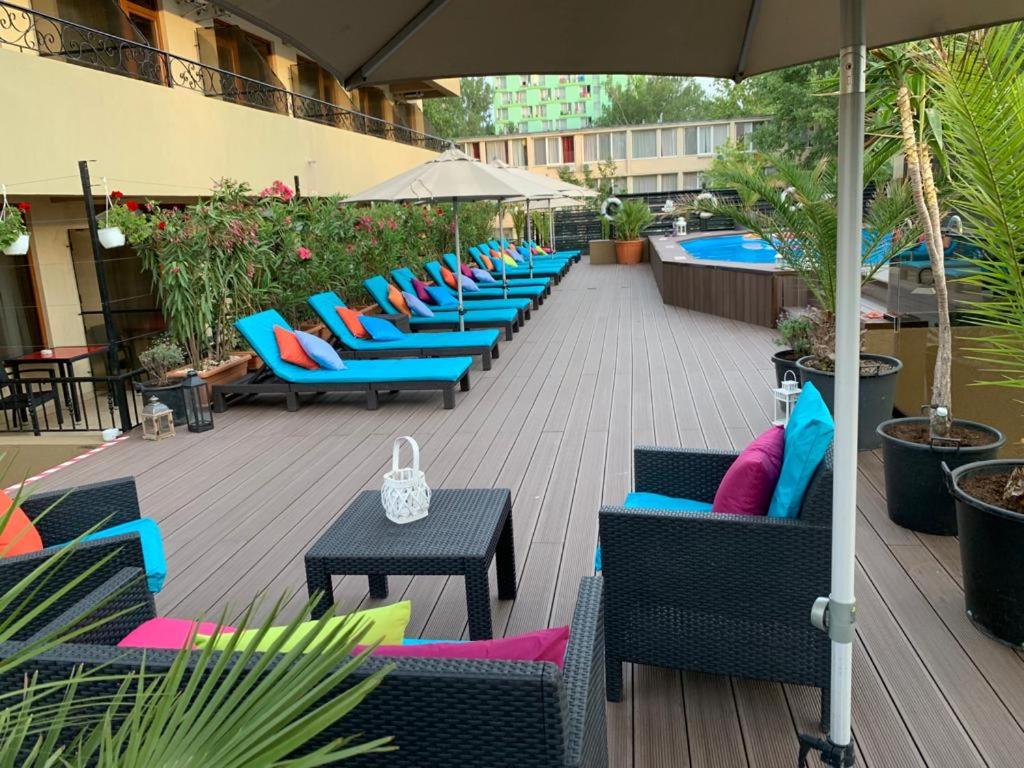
491, 74, 629, 134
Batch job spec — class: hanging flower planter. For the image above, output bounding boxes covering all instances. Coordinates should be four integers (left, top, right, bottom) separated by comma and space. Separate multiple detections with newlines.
97, 226, 126, 249
0, 190, 30, 255
3, 233, 30, 256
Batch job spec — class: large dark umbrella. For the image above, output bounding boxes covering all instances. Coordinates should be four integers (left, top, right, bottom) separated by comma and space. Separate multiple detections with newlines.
216, 1, 1024, 764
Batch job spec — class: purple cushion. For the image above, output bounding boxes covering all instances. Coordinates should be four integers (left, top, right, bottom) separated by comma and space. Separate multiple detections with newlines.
459, 263, 475, 279
458, 274, 480, 292
363, 626, 570, 668
294, 329, 345, 370
402, 290, 435, 318
471, 268, 497, 284
411, 278, 432, 303
711, 426, 785, 516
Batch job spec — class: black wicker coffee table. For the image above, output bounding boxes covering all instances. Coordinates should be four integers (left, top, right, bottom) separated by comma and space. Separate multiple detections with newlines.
304, 488, 516, 640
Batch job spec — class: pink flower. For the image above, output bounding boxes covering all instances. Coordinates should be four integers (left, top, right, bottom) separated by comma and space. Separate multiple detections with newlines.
297, 246, 312, 260
259, 180, 295, 201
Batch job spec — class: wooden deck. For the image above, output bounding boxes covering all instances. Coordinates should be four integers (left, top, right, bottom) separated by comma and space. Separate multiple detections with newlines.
28, 260, 1024, 767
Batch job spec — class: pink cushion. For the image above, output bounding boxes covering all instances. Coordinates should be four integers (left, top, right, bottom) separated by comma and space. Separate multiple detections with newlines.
118, 618, 236, 650
411, 278, 432, 303
364, 626, 570, 668
712, 426, 785, 516
459, 263, 475, 279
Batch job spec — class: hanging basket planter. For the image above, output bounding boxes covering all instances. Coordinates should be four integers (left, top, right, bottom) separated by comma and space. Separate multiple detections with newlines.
97, 226, 126, 249
3, 233, 30, 256
0, 186, 30, 255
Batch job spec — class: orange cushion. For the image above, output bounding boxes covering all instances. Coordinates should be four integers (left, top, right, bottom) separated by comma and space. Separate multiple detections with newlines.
336, 307, 369, 339
0, 490, 43, 557
273, 325, 318, 369
486, 249, 502, 269
387, 284, 411, 316
440, 267, 457, 289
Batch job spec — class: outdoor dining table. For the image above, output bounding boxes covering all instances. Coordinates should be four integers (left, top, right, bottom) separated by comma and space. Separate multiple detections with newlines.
4, 344, 112, 422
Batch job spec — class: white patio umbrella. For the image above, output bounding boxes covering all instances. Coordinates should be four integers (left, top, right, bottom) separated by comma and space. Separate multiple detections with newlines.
216, 1, 1024, 763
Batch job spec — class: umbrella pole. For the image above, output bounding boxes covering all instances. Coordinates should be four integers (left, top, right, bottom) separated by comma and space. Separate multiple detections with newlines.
549, 199, 555, 254
453, 198, 465, 331
800, 1, 862, 766
498, 200, 508, 299
526, 199, 534, 277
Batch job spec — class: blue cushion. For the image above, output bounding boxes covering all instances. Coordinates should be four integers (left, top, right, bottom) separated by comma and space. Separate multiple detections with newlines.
459, 275, 480, 292
79, 519, 166, 592
595, 494, 712, 571
401, 637, 468, 646
360, 315, 405, 341
402, 290, 435, 318
471, 268, 496, 284
768, 381, 834, 518
426, 286, 457, 307
294, 329, 345, 371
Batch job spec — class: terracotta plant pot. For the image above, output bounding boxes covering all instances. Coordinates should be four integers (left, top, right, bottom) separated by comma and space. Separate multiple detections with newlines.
168, 355, 249, 396
615, 239, 643, 265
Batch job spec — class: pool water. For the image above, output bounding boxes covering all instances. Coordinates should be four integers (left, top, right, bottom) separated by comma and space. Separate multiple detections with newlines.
680, 232, 894, 265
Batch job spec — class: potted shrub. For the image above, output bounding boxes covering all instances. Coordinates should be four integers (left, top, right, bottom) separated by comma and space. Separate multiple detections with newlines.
137, 338, 188, 426
934, 24, 1024, 644
612, 199, 654, 265
695, 153, 918, 449
0, 200, 31, 255
871, 43, 1004, 534
773, 311, 814, 387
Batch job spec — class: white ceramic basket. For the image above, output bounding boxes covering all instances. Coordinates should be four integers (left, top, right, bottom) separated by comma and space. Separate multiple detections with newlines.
3, 233, 30, 256
97, 226, 125, 249
381, 436, 430, 524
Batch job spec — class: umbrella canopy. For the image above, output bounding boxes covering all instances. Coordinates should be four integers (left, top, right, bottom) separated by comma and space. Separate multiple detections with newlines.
214, 1, 1021, 85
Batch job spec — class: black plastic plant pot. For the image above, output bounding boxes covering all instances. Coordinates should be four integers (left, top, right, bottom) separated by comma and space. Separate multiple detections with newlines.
945, 459, 1024, 647
878, 417, 1004, 535
771, 349, 801, 388
136, 380, 187, 426
796, 354, 902, 450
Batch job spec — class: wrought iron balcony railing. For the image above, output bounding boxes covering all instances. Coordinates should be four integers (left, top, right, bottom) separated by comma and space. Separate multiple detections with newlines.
0, 1, 449, 153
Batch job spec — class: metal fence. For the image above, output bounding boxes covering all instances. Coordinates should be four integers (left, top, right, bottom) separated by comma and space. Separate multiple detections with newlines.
0, 1, 449, 153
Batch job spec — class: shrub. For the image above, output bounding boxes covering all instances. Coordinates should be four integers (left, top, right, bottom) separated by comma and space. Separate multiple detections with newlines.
139, 338, 185, 385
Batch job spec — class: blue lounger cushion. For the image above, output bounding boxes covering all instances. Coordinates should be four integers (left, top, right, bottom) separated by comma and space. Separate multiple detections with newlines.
366, 275, 518, 323
361, 316, 405, 341
594, 494, 712, 571
77, 519, 166, 593
447, 253, 559, 279
421, 263, 544, 299
236, 310, 472, 384
309, 292, 500, 352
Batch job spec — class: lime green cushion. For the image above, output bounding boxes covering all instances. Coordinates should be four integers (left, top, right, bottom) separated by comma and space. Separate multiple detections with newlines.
194, 601, 411, 653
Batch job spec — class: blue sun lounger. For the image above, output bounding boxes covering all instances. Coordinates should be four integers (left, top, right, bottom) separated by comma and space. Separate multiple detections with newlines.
308, 291, 501, 371
212, 309, 473, 411
412, 262, 547, 307
494, 240, 575, 267
364, 275, 520, 341
520, 239, 581, 262
392, 266, 535, 321
456, 250, 558, 285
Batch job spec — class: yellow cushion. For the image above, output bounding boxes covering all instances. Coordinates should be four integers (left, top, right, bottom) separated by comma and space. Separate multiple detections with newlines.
194, 601, 411, 653
501, 254, 518, 266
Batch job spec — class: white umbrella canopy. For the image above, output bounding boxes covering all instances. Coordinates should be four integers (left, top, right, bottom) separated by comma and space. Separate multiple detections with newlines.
222, 2, 1024, 764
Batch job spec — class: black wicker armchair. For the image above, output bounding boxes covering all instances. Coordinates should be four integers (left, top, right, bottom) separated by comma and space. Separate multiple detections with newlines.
0, 574, 608, 768
1, 477, 147, 639
599, 446, 833, 725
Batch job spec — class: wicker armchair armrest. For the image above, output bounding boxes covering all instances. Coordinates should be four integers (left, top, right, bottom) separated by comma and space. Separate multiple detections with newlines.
633, 446, 739, 502
25, 567, 156, 647
561, 576, 606, 768
20, 477, 141, 543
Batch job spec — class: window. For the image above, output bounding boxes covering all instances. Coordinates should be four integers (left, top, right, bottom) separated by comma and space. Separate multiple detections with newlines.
660, 128, 678, 157
660, 173, 678, 192
555, 87, 566, 99
683, 126, 698, 155
580, 84, 591, 98
632, 175, 658, 193
496, 108, 508, 121
120, 0, 164, 48
736, 120, 766, 150
683, 172, 705, 189
515, 91, 526, 103
516, 122, 529, 133
632, 129, 657, 159
486, 141, 508, 164
494, 76, 507, 89
509, 139, 527, 167
540, 88, 551, 100
533, 137, 547, 165
612, 177, 628, 194
536, 136, 561, 165
583, 134, 599, 162
610, 131, 626, 160
528, 74, 542, 85
561, 135, 575, 163
556, 118, 568, 130
697, 124, 728, 155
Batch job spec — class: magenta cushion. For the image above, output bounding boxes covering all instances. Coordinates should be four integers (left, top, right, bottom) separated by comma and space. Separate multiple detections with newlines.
118, 618, 236, 650
363, 625, 570, 668
459, 263, 475, 279
711, 426, 785, 516
411, 278, 432, 303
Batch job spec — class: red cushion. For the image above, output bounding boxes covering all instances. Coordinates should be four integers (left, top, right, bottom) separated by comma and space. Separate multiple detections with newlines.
712, 426, 785, 516
273, 325, 318, 369
336, 307, 369, 339
411, 278, 432, 303
365, 626, 570, 668
118, 617, 236, 649
0, 490, 43, 557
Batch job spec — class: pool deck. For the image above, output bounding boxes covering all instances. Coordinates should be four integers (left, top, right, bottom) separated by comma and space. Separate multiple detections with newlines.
26, 259, 1024, 767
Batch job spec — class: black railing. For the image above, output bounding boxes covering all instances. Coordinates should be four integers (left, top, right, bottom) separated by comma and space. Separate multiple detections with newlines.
0, 1, 449, 152
0, 368, 144, 436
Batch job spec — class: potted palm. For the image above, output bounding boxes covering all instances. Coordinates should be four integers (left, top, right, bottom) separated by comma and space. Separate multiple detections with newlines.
0, 200, 30, 256
871, 43, 1004, 535
932, 23, 1024, 645
612, 199, 654, 265
695, 153, 918, 449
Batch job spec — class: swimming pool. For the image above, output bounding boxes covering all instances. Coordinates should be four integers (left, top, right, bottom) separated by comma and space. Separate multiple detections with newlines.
680, 231, 893, 265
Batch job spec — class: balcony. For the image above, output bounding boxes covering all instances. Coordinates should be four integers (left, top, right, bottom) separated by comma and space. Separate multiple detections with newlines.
0, 1, 448, 153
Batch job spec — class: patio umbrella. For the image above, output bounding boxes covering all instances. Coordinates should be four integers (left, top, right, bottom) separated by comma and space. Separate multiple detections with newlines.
216, 1, 1024, 764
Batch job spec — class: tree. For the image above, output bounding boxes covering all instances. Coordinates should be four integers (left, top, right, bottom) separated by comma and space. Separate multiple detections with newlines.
422, 77, 494, 140
596, 75, 715, 126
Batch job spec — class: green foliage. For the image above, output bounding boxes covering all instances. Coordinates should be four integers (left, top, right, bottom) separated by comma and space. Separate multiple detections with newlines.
0, 202, 28, 250
508, 205, 527, 242
612, 199, 655, 241
451, 200, 498, 248
776, 312, 815, 357
596, 75, 716, 126
422, 77, 494, 140
138, 338, 185, 385
931, 24, 1024, 394
530, 210, 551, 248
100, 198, 154, 245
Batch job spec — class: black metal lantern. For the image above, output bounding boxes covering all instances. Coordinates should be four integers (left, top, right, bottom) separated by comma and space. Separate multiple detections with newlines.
181, 369, 214, 433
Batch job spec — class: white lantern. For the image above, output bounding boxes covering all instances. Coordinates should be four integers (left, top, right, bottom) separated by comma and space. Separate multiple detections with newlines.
141, 396, 175, 441
381, 436, 430, 524
772, 371, 802, 427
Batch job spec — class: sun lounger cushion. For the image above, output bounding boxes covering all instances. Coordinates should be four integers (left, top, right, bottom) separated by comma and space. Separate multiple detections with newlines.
403, 290, 434, 318
712, 426, 784, 516
0, 491, 43, 556
336, 307, 370, 339
426, 286, 457, 307
367, 625, 570, 668
594, 493, 713, 570
768, 382, 834, 519
471, 268, 496, 283
274, 325, 318, 369
360, 316, 405, 341
411, 278, 432, 302
459, 275, 480, 292
119, 618, 236, 649
387, 284, 412, 316
295, 330, 346, 371
196, 601, 412, 652
79, 519, 167, 592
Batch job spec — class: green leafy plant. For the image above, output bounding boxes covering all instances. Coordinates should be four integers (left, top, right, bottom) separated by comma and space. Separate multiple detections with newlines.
612, 199, 654, 241
529, 209, 551, 247
0, 202, 29, 250
138, 338, 185, 386
508, 204, 527, 242
101, 193, 154, 245
776, 312, 815, 357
